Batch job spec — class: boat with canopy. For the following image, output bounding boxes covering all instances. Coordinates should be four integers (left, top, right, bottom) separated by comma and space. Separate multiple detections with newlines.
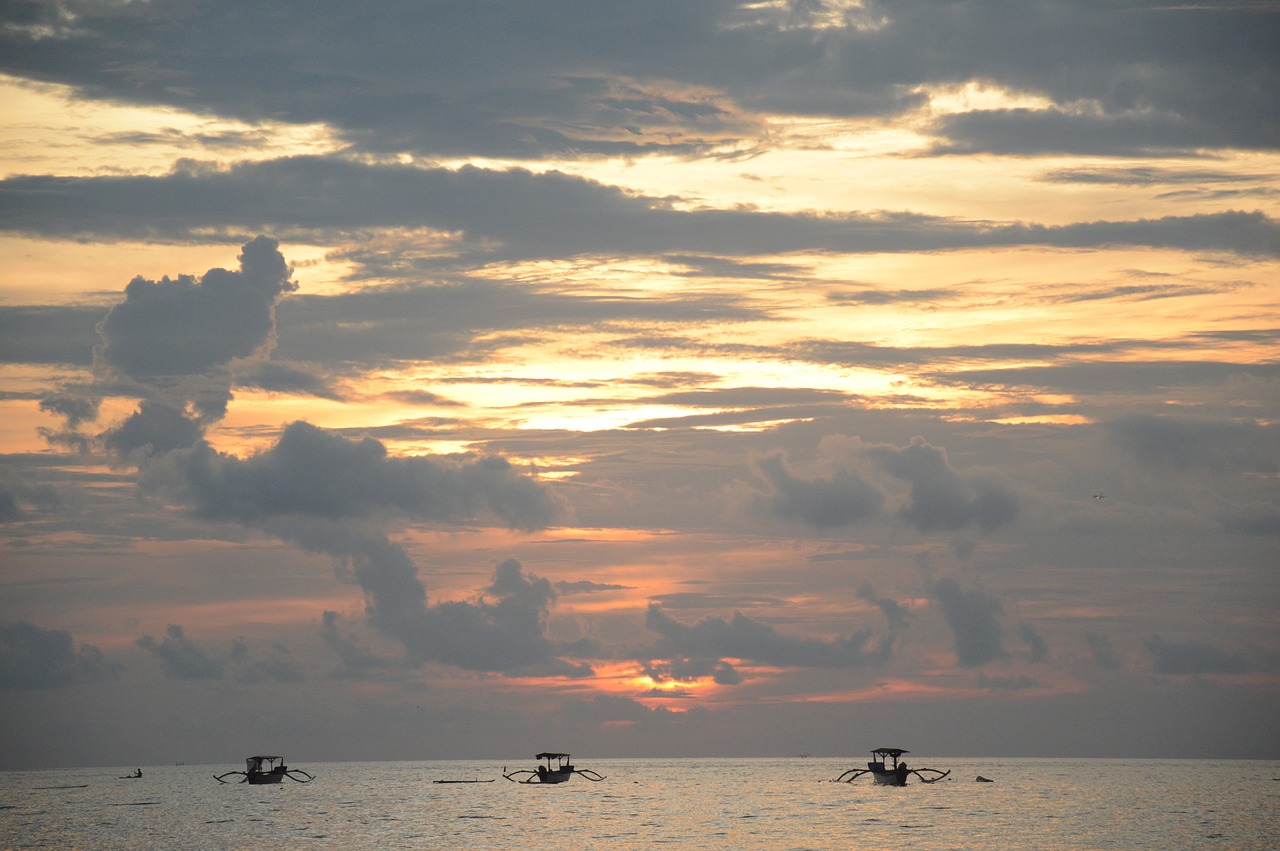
214, 755, 315, 784
834, 748, 950, 786
503, 752, 605, 784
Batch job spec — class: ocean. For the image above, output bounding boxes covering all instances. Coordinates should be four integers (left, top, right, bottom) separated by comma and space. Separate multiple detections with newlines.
2, 758, 1277, 849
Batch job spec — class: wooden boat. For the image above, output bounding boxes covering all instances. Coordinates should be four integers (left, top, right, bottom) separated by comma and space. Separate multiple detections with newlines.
215, 755, 314, 784
834, 748, 950, 786
503, 752, 605, 784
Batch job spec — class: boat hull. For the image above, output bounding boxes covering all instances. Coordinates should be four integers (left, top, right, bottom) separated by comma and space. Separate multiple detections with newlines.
532, 769, 573, 783
246, 771, 285, 784
871, 771, 906, 786
869, 764, 910, 786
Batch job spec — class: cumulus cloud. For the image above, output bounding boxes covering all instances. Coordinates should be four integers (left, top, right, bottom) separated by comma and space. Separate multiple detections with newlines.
643, 602, 892, 674
931, 578, 1006, 668
229, 638, 305, 684
325, 557, 597, 679
0, 467, 59, 523
0, 622, 118, 688
95, 235, 295, 380
1018, 623, 1048, 663
746, 451, 884, 530
856, 581, 910, 659
641, 656, 743, 686
131, 419, 572, 674
870, 436, 1017, 533
320, 611, 394, 679
142, 420, 561, 531
136, 624, 224, 680
102, 400, 206, 458
31, 237, 298, 458
136, 626, 303, 683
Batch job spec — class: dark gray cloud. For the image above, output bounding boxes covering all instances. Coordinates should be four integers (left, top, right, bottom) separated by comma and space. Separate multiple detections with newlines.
856, 581, 910, 635
136, 624, 224, 680
1018, 623, 1048, 663
555, 580, 633, 595
931, 578, 1006, 668
0, 489, 20, 522
0, 304, 103, 366
2, 160, 1276, 259
1107, 415, 1279, 476
142, 420, 561, 531
407, 559, 594, 677
0, 621, 117, 688
0, 464, 60, 522
1039, 166, 1276, 187
937, 361, 1280, 397
1, 1, 1274, 157
134, 421, 570, 673
641, 656, 743, 686
1145, 635, 1247, 676
272, 275, 760, 368
869, 436, 1017, 533
1220, 506, 1280, 537
746, 451, 884, 530
1086, 632, 1121, 670
102, 401, 205, 458
648, 592, 786, 611
644, 602, 891, 671
975, 671, 1040, 691
320, 611, 393, 679
229, 637, 305, 683
95, 235, 295, 379
27, 237, 299, 458
855, 582, 909, 661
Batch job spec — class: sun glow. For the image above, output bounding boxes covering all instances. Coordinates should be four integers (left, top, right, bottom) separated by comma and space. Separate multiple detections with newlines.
0, 75, 341, 179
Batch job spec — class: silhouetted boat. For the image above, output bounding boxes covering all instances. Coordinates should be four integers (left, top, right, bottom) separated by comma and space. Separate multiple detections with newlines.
503, 752, 605, 784
214, 755, 314, 784
834, 748, 950, 786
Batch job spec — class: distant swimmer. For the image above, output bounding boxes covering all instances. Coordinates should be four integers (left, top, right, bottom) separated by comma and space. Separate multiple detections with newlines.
1092, 493, 1105, 499
975, 775, 994, 782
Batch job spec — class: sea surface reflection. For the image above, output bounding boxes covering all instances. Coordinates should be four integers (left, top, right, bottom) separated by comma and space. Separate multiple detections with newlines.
2, 757, 1277, 849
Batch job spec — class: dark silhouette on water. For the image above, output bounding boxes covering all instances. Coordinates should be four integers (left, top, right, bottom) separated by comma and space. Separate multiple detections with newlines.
503, 752, 606, 784
834, 748, 950, 785
214, 755, 314, 784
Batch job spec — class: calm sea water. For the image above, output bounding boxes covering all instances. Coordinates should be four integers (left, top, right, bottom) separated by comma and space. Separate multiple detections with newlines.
2, 758, 1276, 849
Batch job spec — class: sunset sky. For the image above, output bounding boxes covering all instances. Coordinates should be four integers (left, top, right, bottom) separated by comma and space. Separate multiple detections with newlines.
1, 0, 1277, 770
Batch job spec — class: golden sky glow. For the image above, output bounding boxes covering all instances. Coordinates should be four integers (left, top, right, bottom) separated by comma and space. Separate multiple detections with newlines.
1, 1, 1277, 768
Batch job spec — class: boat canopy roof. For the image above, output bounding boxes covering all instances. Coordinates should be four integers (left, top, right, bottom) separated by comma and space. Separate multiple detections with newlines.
535, 752, 570, 759
871, 748, 908, 756
249, 755, 283, 760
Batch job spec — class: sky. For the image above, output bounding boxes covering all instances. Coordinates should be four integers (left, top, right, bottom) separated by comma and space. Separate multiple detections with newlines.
1, 0, 1277, 770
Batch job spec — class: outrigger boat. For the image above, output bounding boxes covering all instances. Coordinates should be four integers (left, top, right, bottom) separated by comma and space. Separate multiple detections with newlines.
503, 752, 605, 784
215, 755, 314, 784
834, 748, 950, 786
